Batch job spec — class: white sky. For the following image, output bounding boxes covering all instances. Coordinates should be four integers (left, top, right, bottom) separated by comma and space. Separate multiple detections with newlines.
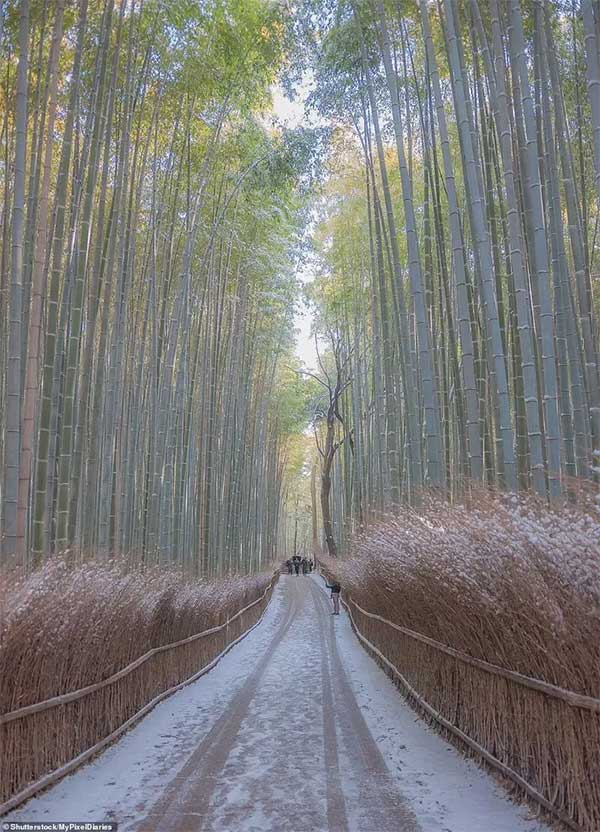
270, 85, 305, 129
270, 83, 320, 371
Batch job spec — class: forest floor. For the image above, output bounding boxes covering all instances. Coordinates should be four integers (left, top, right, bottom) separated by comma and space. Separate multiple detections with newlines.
5, 576, 551, 832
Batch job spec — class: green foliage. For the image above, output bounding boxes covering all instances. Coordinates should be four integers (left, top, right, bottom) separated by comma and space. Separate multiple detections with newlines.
272, 363, 318, 436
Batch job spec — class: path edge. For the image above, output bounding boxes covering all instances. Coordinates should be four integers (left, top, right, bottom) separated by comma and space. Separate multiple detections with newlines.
0, 576, 279, 818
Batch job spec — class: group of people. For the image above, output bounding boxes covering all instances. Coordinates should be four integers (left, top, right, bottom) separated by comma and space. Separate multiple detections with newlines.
285, 554, 314, 575
283, 555, 341, 615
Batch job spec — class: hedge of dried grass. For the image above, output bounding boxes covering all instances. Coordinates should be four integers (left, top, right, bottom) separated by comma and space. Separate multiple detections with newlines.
0, 559, 272, 807
322, 491, 600, 831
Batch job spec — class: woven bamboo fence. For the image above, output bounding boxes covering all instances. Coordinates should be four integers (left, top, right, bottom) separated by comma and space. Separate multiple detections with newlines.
339, 590, 600, 832
0, 577, 275, 814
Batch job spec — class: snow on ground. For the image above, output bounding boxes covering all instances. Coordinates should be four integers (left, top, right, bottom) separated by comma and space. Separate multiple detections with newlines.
4, 588, 286, 829
5, 576, 550, 832
311, 574, 549, 832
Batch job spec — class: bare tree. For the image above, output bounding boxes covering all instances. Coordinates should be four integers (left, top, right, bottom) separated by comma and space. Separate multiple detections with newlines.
299, 333, 353, 558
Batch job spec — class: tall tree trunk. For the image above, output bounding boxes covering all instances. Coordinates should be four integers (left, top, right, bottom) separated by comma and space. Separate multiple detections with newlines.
441, 0, 517, 491
2, 0, 29, 564
375, 0, 444, 488
17, 0, 65, 561
421, 0, 482, 483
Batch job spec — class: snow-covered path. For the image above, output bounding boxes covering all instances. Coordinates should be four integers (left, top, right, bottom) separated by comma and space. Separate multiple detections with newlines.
7, 576, 550, 832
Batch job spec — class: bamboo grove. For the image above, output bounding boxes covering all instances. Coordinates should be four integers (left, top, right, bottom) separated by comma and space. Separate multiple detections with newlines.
0, 0, 314, 572
303, 0, 600, 553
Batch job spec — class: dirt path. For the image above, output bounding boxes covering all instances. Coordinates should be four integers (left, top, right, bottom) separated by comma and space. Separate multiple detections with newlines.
136, 576, 421, 832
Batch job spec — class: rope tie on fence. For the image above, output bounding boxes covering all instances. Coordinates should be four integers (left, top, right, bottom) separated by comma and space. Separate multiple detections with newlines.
0, 578, 276, 726
346, 596, 600, 713
340, 594, 583, 831
0, 577, 277, 817
316, 566, 593, 830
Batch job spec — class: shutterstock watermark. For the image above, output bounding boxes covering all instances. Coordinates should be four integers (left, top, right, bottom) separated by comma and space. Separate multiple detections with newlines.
2, 824, 117, 832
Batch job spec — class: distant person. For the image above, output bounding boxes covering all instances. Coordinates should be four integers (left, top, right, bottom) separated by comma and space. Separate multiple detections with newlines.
323, 576, 341, 615
301, 557, 308, 574
292, 555, 301, 575
285, 559, 293, 574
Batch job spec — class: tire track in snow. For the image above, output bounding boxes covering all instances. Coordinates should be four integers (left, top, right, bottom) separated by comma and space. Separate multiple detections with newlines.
309, 578, 422, 832
5, 576, 548, 832
313, 585, 350, 832
137, 579, 301, 832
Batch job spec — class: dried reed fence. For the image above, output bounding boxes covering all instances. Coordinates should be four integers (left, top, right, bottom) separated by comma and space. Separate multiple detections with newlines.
322, 491, 600, 832
0, 560, 275, 813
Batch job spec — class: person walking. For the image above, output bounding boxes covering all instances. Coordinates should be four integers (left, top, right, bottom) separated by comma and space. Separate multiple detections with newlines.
292, 555, 301, 575
323, 576, 341, 615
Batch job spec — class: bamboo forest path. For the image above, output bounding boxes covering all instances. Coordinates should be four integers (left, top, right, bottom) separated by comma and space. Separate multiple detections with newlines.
6, 577, 550, 832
